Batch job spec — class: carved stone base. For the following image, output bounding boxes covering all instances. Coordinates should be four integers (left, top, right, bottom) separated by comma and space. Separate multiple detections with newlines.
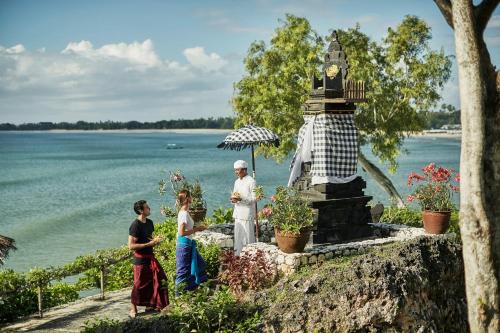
311, 195, 373, 243
293, 163, 373, 244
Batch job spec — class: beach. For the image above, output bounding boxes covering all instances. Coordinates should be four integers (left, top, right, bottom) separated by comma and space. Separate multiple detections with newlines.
5, 128, 234, 134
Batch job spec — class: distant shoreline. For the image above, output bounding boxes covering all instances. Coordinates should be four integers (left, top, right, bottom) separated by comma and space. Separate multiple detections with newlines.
1, 128, 233, 134
0, 128, 461, 138
410, 130, 461, 139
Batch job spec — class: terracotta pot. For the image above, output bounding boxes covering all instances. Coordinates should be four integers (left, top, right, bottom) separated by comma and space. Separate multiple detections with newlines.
274, 228, 311, 253
189, 207, 207, 223
422, 210, 451, 234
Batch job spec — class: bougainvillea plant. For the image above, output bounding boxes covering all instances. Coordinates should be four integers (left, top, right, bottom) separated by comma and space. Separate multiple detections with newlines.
407, 163, 460, 211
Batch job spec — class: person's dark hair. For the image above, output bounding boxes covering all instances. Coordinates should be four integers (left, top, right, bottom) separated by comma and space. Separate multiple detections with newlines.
134, 200, 148, 215
177, 190, 191, 207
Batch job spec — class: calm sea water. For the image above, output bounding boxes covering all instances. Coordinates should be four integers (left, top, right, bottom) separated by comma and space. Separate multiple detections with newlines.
0, 131, 460, 271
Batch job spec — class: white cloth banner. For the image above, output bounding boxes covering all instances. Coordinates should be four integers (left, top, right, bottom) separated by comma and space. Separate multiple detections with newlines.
288, 114, 358, 187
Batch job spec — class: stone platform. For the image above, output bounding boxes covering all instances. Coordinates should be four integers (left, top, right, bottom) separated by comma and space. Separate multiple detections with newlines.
240, 223, 426, 275
197, 222, 429, 276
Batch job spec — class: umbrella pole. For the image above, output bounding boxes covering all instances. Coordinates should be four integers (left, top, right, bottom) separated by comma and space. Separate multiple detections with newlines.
251, 145, 259, 241
251, 145, 256, 178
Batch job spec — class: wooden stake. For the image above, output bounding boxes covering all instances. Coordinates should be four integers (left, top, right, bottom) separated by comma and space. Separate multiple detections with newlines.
100, 266, 105, 300
37, 285, 43, 318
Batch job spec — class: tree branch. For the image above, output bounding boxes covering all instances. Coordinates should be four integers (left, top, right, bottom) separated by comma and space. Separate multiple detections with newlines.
434, 0, 454, 29
496, 69, 500, 92
474, 0, 500, 34
358, 151, 406, 208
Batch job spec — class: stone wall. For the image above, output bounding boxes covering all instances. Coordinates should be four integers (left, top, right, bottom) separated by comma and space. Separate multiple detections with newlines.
197, 222, 432, 275
193, 227, 233, 249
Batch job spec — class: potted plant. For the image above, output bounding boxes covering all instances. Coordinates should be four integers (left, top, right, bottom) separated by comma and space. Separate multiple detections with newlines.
159, 170, 207, 223
260, 186, 313, 253
407, 163, 460, 234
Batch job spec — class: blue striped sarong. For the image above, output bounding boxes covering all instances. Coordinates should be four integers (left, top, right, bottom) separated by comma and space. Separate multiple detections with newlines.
175, 236, 208, 291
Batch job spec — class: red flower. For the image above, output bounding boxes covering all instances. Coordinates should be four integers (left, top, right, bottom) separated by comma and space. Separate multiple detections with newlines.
431, 166, 452, 182
407, 172, 425, 186
259, 206, 273, 218
263, 207, 272, 216
173, 174, 184, 182
454, 174, 460, 182
407, 163, 459, 211
422, 163, 435, 174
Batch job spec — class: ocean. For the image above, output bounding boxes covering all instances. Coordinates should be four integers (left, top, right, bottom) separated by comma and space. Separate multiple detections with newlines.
0, 131, 460, 272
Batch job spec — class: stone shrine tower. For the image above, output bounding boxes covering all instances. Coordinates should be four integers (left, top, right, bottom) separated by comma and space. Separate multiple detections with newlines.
289, 31, 373, 243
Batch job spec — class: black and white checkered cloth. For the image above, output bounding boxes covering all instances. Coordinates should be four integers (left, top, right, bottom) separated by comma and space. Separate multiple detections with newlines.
291, 114, 358, 178
217, 125, 280, 151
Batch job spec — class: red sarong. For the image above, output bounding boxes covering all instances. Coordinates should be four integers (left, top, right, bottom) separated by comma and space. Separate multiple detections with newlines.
131, 253, 169, 309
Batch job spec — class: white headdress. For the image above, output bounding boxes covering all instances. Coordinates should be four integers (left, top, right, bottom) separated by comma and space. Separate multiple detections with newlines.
233, 160, 248, 169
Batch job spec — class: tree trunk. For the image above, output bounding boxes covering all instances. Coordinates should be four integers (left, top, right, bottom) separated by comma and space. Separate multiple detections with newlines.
358, 151, 405, 208
452, 0, 500, 331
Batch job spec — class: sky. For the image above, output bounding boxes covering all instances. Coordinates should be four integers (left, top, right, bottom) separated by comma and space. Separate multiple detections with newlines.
1, 0, 499, 124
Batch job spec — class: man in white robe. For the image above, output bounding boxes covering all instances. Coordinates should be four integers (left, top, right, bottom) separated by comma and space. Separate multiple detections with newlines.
230, 160, 256, 255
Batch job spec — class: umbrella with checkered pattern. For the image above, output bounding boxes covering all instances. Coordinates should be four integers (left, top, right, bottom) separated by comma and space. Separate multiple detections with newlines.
217, 125, 280, 178
217, 125, 280, 240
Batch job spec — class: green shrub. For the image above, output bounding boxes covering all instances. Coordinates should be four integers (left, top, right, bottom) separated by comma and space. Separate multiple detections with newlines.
266, 186, 314, 234
449, 210, 460, 236
211, 207, 234, 224
81, 317, 121, 333
168, 286, 261, 333
0, 269, 78, 323
198, 243, 221, 279
0, 269, 37, 323
379, 206, 422, 227
44, 283, 79, 308
77, 260, 134, 292
80, 287, 261, 333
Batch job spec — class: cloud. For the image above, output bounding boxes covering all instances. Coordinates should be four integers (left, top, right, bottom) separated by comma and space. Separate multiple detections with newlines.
62, 40, 93, 54
183, 46, 228, 71
62, 39, 161, 68
2, 44, 26, 54
0, 40, 238, 123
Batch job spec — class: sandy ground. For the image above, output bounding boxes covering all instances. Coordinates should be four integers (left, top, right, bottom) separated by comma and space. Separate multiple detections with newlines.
0, 289, 136, 333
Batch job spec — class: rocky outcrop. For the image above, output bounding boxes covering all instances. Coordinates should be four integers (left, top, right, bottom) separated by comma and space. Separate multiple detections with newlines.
248, 235, 467, 333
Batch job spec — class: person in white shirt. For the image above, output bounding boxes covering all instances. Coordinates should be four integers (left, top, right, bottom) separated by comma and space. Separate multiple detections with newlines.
175, 190, 207, 292
230, 160, 256, 255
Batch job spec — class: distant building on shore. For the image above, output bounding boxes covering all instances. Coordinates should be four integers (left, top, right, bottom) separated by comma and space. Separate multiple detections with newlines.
440, 124, 461, 130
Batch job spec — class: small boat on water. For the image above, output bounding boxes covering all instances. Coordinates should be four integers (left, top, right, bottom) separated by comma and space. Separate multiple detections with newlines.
166, 143, 183, 149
